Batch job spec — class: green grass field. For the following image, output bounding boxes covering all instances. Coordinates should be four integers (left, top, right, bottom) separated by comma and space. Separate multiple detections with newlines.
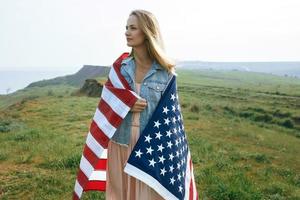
0, 69, 299, 199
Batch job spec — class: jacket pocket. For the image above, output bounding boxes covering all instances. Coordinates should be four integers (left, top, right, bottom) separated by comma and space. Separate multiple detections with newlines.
146, 82, 166, 103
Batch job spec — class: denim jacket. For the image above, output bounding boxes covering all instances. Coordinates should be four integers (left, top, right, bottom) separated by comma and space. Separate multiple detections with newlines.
111, 56, 174, 146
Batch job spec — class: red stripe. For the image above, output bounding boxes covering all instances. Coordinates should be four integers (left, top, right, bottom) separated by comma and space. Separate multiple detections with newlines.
95, 159, 107, 170
77, 169, 89, 188
83, 145, 104, 169
85, 180, 106, 191
90, 120, 109, 149
106, 82, 137, 107
112, 53, 131, 89
73, 191, 80, 200
112, 64, 131, 89
189, 157, 194, 200
98, 99, 123, 128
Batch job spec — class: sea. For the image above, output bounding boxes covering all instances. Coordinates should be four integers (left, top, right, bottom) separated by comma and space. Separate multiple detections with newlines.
0, 70, 73, 95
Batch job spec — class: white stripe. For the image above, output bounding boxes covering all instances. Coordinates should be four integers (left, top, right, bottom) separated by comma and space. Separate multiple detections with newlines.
101, 86, 131, 118
86, 132, 105, 158
79, 155, 94, 178
89, 170, 107, 181
184, 152, 191, 200
130, 90, 142, 99
100, 149, 107, 159
124, 163, 179, 200
189, 150, 197, 200
109, 65, 140, 99
93, 108, 116, 138
108, 66, 125, 89
74, 179, 83, 199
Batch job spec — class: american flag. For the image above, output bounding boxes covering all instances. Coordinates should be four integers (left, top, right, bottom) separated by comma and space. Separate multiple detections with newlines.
73, 52, 140, 199
73, 52, 198, 200
124, 75, 198, 200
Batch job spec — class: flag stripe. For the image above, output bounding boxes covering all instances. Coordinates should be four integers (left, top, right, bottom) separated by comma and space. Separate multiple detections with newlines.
80, 155, 94, 178
89, 171, 106, 181
108, 64, 125, 89
93, 109, 116, 138
101, 85, 131, 118
85, 180, 106, 191
83, 144, 106, 171
112, 63, 131, 89
98, 98, 123, 128
74, 180, 83, 199
86, 132, 105, 160
90, 120, 110, 149
124, 163, 178, 200
106, 80, 139, 106
184, 152, 191, 200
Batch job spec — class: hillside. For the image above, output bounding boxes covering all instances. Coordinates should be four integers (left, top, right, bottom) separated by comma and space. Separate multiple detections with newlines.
177, 61, 300, 78
26, 65, 110, 88
0, 69, 300, 199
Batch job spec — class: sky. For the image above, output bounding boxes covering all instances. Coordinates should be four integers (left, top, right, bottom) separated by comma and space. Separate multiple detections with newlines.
0, 0, 299, 72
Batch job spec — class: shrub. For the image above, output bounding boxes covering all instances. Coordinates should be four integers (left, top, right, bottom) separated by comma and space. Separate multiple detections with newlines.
190, 104, 200, 113
280, 119, 294, 129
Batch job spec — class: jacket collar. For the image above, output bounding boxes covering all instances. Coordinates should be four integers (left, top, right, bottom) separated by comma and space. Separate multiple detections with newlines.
121, 56, 164, 71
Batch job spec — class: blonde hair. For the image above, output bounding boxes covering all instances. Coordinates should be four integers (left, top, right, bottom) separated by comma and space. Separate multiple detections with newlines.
128, 9, 176, 74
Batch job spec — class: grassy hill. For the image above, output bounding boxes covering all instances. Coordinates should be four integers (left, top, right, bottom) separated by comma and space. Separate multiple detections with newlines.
0, 69, 299, 199
26, 65, 110, 88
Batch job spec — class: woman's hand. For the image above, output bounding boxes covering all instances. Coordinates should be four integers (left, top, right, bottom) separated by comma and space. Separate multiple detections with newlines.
130, 98, 147, 112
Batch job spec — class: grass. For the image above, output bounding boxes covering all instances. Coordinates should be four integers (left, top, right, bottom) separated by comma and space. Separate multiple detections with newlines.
0, 69, 300, 199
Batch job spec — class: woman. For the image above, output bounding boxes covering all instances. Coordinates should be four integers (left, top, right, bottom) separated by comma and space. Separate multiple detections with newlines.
105, 9, 176, 200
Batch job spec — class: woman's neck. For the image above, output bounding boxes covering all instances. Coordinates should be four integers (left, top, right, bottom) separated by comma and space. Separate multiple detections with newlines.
132, 47, 153, 69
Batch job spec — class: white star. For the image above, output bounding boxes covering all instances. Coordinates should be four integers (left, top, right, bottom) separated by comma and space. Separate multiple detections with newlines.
173, 127, 177, 134
182, 171, 185, 178
135, 149, 143, 158
171, 93, 176, 101
176, 150, 180, 157
157, 144, 165, 152
149, 159, 156, 167
179, 185, 183, 193
177, 104, 181, 111
178, 126, 181, 132
158, 155, 166, 164
144, 135, 152, 143
170, 177, 175, 185
146, 146, 154, 155
154, 120, 161, 128
172, 117, 177, 124
162, 106, 169, 114
160, 167, 167, 176
166, 130, 172, 138
155, 131, 162, 140
175, 140, 179, 147
177, 173, 182, 180
177, 163, 181, 170
164, 118, 170, 126
169, 165, 174, 173
172, 105, 176, 112
177, 115, 181, 121
169, 153, 174, 161
167, 141, 173, 149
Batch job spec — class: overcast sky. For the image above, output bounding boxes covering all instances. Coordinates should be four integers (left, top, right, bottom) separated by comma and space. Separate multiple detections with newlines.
0, 0, 299, 72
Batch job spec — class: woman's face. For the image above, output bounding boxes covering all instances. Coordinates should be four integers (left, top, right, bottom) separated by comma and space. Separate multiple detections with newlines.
125, 15, 146, 47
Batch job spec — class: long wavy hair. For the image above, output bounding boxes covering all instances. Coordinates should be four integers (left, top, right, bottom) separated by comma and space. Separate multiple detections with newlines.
128, 9, 176, 74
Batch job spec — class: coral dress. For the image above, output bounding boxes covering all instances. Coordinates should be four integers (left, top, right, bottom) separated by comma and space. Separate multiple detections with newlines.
106, 82, 164, 200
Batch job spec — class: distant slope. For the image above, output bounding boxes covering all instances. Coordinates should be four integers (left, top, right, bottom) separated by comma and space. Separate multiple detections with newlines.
26, 65, 110, 88
177, 61, 300, 77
